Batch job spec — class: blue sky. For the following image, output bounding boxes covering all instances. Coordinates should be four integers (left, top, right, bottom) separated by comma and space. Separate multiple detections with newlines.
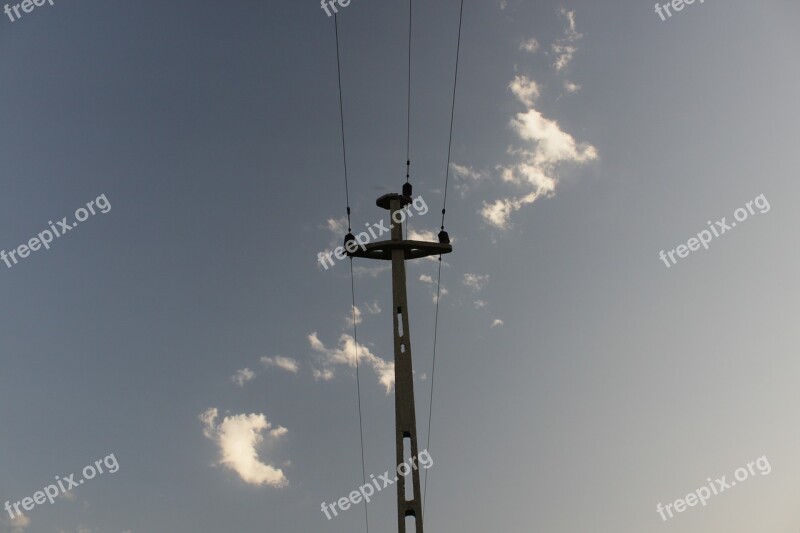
1, 0, 799, 532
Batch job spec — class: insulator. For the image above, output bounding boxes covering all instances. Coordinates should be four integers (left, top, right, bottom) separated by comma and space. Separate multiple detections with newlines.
402, 182, 413, 197
438, 230, 450, 244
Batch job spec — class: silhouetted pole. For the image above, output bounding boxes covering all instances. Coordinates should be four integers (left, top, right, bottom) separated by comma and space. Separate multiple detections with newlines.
347, 187, 452, 533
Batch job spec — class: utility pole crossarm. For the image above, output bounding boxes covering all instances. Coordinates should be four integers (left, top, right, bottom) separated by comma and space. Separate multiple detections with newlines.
348, 240, 452, 261
346, 193, 453, 261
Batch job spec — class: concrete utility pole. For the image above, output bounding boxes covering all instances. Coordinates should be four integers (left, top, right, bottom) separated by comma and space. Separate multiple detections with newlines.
347, 187, 452, 533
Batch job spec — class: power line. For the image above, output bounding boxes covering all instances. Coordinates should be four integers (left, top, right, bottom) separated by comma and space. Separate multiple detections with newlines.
334, 13, 368, 533
424, 0, 466, 518
439, 0, 465, 232
349, 259, 369, 533
422, 257, 443, 517
406, 0, 413, 184
335, 13, 353, 234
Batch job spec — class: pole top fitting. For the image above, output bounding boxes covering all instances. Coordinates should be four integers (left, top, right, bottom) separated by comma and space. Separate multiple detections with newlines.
376, 193, 412, 211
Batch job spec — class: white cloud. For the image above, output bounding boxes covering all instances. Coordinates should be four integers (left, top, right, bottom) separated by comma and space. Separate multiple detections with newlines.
451, 162, 487, 196
419, 273, 447, 303
308, 332, 394, 393
491, 319, 505, 328
509, 75, 540, 107
261, 356, 299, 373
325, 216, 348, 235
353, 265, 389, 278
312, 368, 335, 381
200, 408, 288, 487
552, 8, 583, 72
59, 490, 78, 501
2, 513, 31, 533
364, 301, 381, 314
463, 273, 490, 291
316, 216, 350, 271
520, 37, 540, 53
510, 109, 598, 168
481, 193, 533, 229
451, 163, 484, 181
552, 43, 577, 72
347, 306, 363, 326
405, 230, 444, 262
474, 299, 487, 309
345, 303, 379, 327
231, 368, 255, 387
481, 11, 596, 229
408, 229, 438, 242
433, 286, 448, 304
482, 106, 597, 229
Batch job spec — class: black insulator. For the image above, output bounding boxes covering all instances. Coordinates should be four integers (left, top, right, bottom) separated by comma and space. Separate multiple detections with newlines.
438, 230, 450, 244
344, 233, 356, 249
402, 182, 413, 197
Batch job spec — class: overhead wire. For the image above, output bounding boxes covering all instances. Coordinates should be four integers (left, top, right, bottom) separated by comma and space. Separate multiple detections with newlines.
406, 0, 413, 185
334, 13, 369, 533
438, 0, 465, 234
423, 0, 466, 518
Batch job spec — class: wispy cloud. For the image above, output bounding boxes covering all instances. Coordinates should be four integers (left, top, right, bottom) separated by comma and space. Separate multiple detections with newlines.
483, 44, 597, 229
364, 301, 381, 314
313, 368, 334, 381
347, 306, 363, 327
564, 80, 581, 93
433, 286, 449, 303
309, 332, 394, 393
353, 265, 390, 278
261, 356, 299, 373
200, 408, 288, 487
1, 513, 31, 533
491, 319, 504, 328
463, 273, 490, 291
520, 37, 540, 53
509, 75, 541, 107
325, 216, 348, 236
231, 368, 255, 387
451, 162, 486, 196
451, 163, 485, 181
419, 273, 448, 303
408, 228, 438, 242
552, 8, 583, 72
482, 104, 597, 228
